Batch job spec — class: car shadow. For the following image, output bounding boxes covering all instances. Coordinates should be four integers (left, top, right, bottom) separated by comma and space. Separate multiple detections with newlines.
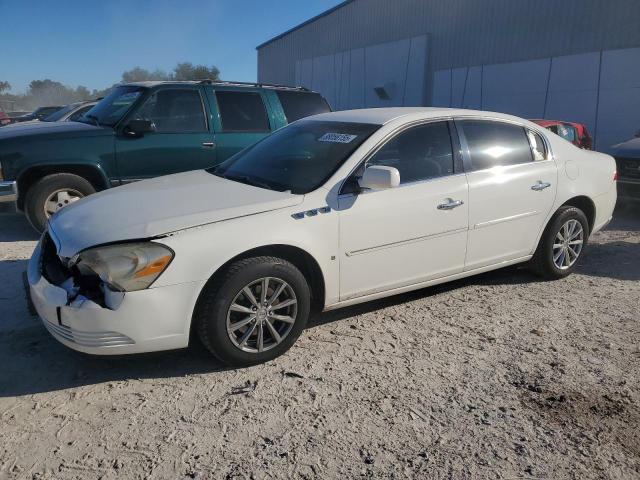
0, 213, 39, 242
0, 204, 637, 397
0, 263, 537, 398
609, 201, 640, 232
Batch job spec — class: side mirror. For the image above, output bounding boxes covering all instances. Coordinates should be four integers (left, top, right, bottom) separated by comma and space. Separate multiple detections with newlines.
124, 119, 156, 136
358, 166, 400, 190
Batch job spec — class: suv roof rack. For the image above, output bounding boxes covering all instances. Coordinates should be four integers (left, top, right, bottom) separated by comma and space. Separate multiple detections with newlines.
198, 79, 310, 91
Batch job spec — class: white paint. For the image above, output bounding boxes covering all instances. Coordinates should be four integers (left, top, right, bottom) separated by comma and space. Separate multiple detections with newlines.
31, 107, 618, 355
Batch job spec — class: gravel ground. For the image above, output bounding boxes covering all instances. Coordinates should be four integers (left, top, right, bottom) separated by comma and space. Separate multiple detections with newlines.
0, 203, 638, 480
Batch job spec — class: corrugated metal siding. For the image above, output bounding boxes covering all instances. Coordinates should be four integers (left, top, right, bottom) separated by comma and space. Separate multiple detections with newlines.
258, 0, 640, 85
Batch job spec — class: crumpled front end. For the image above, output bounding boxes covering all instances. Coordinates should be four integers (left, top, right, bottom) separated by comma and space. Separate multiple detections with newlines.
28, 233, 204, 355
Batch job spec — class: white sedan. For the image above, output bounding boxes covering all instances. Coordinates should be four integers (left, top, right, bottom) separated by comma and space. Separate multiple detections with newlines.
28, 108, 617, 366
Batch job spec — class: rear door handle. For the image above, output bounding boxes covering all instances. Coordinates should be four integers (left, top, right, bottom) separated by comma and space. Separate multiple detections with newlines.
202, 142, 215, 148
531, 181, 551, 191
437, 199, 464, 210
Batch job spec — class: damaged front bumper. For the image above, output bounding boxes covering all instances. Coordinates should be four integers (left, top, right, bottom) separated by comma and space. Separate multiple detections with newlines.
28, 236, 204, 355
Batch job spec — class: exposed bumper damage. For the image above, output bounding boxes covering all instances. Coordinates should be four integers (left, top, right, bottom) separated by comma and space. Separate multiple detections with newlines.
39, 231, 125, 311
28, 234, 203, 355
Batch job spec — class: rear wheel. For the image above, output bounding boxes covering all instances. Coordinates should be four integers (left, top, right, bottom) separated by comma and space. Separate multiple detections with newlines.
529, 206, 589, 279
24, 173, 95, 233
195, 256, 311, 367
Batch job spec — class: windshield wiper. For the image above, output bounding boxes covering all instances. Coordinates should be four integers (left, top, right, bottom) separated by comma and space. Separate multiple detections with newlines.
218, 173, 275, 191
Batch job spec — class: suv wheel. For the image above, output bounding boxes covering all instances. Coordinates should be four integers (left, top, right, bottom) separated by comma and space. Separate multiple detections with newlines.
24, 173, 96, 233
529, 206, 589, 279
195, 256, 311, 367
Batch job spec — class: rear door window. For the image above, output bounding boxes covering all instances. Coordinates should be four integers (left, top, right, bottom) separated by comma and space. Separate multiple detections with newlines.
459, 120, 533, 171
215, 91, 270, 132
276, 91, 331, 123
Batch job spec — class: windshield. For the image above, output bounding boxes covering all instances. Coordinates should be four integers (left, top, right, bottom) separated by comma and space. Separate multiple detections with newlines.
209, 120, 379, 194
42, 103, 80, 122
34, 106, 61, 119
81, 85, 145, 127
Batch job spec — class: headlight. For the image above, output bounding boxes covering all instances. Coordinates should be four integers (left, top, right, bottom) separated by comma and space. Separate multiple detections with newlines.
74, 242, 174, 292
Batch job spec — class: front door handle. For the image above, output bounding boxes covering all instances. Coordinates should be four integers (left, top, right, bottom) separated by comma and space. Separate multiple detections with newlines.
531, 181, 551, 191
202, 142, 215, 148
437, 199, 465, 210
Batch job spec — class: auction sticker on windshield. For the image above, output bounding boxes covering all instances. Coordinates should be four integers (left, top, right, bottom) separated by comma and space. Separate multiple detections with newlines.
318, 133, 358, 143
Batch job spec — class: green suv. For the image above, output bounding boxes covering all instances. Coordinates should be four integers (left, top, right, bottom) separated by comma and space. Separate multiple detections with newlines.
0, 80, 330, 231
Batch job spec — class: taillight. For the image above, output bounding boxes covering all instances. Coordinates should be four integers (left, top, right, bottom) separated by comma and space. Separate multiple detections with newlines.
613, 170, 618, 181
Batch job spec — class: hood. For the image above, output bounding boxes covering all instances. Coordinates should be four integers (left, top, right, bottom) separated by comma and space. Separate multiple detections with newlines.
610, 137, 640, 158
0, 120, 111, 140
49, 170, 304, 257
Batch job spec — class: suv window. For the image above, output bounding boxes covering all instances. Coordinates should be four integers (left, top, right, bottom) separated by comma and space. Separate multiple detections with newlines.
460, 120, 533, 171
216, 91, 270, 132
559, 123, 576, 142
132, 89, 206, 133
367, 122, 455, 184
276, 91, 331, 123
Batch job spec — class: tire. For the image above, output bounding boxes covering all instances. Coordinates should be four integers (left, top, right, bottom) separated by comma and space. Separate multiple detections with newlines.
529, 206, 589, 279
194, 256, 311, 367
24, 173, 96, 233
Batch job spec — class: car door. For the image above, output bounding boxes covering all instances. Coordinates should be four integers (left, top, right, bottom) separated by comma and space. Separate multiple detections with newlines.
115, 86, 216, 181
338, 121, 469, 301
457, 119, 557, 270
208, 89, 275, 163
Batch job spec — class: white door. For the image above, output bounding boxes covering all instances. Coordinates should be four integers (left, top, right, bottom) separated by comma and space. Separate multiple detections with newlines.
338, 121, 469, 301
456, 120, 557, 270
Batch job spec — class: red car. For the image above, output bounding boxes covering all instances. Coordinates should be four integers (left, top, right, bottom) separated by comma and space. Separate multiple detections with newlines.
0, 108, 10, 127
530, 119, 593, 150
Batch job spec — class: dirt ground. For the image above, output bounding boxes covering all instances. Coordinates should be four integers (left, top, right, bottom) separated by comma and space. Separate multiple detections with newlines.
0, 203, 638, 480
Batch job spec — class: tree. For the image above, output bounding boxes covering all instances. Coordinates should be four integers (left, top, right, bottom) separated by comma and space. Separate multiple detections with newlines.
23, 79, 93, 108
121, 67, 170, 83
172, 62, 220, 81
0, 61, 222, 111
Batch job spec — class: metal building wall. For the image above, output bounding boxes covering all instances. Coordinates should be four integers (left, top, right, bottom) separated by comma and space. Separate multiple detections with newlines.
257, 0, 640, 150
258, 0, 640, 87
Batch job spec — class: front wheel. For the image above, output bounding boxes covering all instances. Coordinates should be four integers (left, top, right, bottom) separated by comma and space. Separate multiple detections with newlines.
195, 256, 311, 367
24, 173, 96, 233
529, 206, 589, 279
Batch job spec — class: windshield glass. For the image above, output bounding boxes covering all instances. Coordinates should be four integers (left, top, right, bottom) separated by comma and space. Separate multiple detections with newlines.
42, 103, 80, 122
209, 120, 379, 194
81, 86, 145, 127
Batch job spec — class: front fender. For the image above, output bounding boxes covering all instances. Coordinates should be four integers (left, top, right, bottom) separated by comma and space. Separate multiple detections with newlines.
153, 205, 340, 307
8, 134, 116, 185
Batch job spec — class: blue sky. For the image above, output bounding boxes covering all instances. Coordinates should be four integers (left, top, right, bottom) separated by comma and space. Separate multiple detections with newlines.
0, 0, 343, 93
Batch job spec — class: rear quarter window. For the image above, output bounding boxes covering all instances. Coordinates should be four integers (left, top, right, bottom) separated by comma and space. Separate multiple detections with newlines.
276, 91, 331, 123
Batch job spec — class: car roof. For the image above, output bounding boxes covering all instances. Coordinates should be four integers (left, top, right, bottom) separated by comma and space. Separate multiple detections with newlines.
123, 80, 317, 93
307, 107, 538, 126
530, 119, 561, 127
531, 119, 586, 129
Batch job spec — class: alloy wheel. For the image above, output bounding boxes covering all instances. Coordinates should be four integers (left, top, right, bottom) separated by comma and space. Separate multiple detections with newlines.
552, 219, 584, 270
226, 277, 298, 353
